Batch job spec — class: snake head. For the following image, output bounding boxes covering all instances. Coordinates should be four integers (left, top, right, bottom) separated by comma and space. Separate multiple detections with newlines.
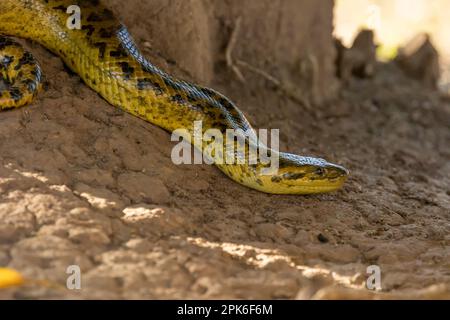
257, 153, 349, 194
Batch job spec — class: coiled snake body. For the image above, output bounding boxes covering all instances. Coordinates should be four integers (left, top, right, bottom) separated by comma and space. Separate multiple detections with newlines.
0, 0, 348, 194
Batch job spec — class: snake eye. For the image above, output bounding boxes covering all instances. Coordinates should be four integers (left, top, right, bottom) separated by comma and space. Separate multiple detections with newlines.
315, 167, 326, 176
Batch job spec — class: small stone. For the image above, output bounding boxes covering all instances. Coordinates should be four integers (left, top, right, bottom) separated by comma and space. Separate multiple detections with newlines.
317, 233, 329, 243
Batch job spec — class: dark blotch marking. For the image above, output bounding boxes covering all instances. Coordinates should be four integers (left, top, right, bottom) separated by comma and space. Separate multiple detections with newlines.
98, 28, 114, 38
0, 37, 18, 50
137, 96, 146, 105
93, 42, 107, 59
218, 97, 235, 111
82, 25, 95, 37
200, 87, 216, 97
283, 173, 306, 180
136, 78, 153, 90
14, 52, 35, 71
87, 13, 101, 22
9, 87, 23, 101
171, 94, 184, 104
109, 46, 128, 58
21, 79, 37, 93
186, 94, 198, 103
118, 62, 134, 79
136, 78, 163, 95
52, 5, 66, 12
101, 8, 115, 20
163, 77, 179, 91
271, 176, 282, 183
87, 8, 114, 22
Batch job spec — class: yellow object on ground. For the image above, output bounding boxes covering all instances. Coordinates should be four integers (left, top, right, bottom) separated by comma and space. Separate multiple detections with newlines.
0, 268, 25, 289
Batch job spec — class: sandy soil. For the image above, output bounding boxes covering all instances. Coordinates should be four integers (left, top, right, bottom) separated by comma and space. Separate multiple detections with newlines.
0, 1, 449, 299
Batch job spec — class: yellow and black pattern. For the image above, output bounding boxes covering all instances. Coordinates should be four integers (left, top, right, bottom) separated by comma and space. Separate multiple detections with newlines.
0, 36, 42, 109
0, 0, 348, 194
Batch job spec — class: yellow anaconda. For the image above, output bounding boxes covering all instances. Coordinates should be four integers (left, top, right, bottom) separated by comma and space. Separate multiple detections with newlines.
0, 0, 348, 194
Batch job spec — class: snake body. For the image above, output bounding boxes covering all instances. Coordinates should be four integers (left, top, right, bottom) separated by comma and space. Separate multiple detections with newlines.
0, 0, 348, 194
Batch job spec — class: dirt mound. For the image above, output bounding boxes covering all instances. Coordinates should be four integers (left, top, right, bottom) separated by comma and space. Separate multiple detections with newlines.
0, 1, 449, 299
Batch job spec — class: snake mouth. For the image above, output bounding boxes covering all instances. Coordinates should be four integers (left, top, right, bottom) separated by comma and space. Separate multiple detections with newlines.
265, 176, 348, 195
284, 176, 347, 192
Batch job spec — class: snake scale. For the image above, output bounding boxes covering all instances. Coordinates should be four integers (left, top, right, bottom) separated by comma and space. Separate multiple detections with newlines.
0, 0, 348, 194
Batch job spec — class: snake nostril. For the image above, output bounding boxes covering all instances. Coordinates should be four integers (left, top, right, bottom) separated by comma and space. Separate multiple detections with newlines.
328, 166, 349, 178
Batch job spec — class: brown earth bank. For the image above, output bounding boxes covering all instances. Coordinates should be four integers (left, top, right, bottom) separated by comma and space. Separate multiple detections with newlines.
0, 1, 449, 299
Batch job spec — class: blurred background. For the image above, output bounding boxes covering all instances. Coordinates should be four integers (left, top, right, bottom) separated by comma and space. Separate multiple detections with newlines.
334, 0, 450, 90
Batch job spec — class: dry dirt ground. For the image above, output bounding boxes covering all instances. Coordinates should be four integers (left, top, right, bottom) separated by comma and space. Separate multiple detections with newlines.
0, 2, 449, 299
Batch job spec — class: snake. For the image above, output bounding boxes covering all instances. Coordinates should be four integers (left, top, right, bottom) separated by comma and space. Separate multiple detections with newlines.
0, 0, 348, 195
